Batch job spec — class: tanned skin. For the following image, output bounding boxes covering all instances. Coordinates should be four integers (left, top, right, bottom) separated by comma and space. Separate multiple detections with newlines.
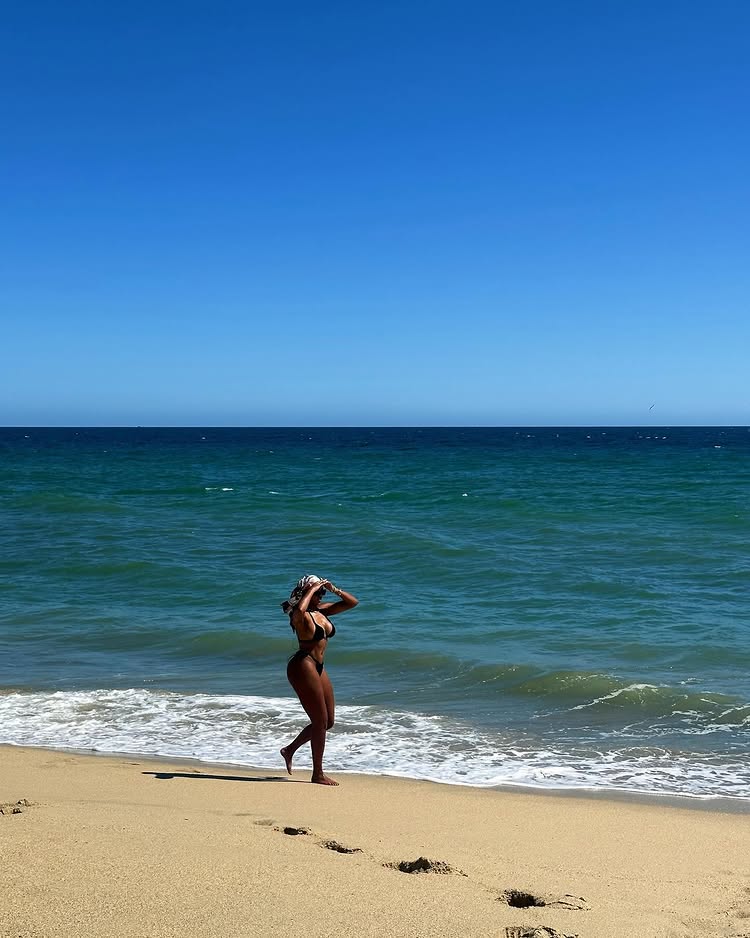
281, 580, 358, 786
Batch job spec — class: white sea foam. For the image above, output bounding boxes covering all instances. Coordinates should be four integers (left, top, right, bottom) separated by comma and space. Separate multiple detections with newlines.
559, 683, 659, 713
1, 689, 748, 799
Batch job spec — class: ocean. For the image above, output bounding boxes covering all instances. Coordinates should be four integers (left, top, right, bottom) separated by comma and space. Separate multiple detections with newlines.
1, 426, 748, 800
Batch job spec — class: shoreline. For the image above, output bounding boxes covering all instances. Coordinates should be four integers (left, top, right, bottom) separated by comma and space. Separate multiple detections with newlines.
4, 744, 750, 937
4, 682, 747, 802
3, 741, 750, 816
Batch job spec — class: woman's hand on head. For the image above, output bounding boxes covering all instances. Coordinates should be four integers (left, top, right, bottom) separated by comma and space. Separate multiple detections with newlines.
321, 579, 344, 596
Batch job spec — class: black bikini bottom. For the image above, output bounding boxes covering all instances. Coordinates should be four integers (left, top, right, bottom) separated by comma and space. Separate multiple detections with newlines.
288, 649, 324, 676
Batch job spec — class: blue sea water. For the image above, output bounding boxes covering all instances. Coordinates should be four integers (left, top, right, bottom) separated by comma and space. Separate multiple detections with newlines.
1, 426, 748, 799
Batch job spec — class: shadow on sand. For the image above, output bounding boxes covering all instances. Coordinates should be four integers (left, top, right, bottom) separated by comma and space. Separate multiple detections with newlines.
143, 771, 301, 783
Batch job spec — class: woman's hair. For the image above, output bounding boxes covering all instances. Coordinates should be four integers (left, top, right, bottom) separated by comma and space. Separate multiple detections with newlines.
281, 574, 323, 615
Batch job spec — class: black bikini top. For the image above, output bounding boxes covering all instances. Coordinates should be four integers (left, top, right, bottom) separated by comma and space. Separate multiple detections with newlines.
293, 611, 335, 644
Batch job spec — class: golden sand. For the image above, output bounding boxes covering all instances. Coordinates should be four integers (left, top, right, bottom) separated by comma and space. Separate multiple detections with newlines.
2, 745, 749, 938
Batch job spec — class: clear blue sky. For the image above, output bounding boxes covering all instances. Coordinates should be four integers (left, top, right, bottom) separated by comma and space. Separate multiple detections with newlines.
3, 1, 748, 425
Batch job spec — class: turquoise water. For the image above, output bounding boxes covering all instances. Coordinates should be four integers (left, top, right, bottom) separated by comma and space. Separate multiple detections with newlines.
1, 427, 748, 797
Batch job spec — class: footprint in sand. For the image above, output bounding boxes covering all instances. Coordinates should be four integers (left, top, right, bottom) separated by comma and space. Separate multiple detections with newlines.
0, 799, 33, 816
322, 840, 362, 854
274, 825, 362, 854
385, 856, 466, 876
272, 831, 589, 922
504, 928, 579, 938
500, 889, 589, 912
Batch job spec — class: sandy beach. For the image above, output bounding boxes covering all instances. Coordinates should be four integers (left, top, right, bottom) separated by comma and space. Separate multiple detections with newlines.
2, 745, 749, 938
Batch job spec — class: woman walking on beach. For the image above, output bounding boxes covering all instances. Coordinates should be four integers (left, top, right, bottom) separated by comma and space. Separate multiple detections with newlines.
280, 575, 358, 786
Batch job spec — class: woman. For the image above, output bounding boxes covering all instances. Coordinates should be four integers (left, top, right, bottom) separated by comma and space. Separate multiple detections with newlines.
280, 574, 358, 786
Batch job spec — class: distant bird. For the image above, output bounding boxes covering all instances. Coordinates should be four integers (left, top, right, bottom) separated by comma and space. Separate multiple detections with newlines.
649, 403, 655, 411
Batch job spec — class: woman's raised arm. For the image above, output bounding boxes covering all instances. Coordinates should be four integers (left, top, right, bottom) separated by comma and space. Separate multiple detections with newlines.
319, 581, 358, 616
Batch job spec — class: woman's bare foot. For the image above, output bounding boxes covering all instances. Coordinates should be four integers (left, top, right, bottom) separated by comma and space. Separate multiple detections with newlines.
311, 773, 339, 786
280, 747, 293, 775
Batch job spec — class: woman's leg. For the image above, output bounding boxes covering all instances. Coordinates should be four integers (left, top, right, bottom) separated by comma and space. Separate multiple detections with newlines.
279, 677, 332, 771
320, 668, 335, 729
280, 723, 314, 773
282, 658, 338, 785
281, 655, 314, 771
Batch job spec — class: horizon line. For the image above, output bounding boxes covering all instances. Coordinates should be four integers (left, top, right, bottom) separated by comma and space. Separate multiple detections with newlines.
2, 424, 748, 431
